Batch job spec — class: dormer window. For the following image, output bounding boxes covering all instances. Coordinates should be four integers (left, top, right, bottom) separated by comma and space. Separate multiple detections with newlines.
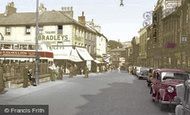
5, 27, 11, 35
25, 26, 31, 35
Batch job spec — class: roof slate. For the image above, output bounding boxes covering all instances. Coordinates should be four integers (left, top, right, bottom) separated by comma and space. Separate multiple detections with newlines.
0, 11, 77, 26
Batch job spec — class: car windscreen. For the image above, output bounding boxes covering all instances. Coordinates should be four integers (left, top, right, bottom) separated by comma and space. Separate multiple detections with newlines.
161, 72, 189, 81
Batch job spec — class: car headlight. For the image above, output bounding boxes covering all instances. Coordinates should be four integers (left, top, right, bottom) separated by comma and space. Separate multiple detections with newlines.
167, 86, 174, 93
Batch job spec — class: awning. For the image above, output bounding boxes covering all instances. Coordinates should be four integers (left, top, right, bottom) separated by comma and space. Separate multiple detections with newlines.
94, 60, 101, 64
76, 47, 94, 61
53, 47, 82, 62
69, 48, 83, 62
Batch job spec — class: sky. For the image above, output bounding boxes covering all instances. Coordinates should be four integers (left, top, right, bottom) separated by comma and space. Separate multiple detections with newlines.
0, 0, 157, 42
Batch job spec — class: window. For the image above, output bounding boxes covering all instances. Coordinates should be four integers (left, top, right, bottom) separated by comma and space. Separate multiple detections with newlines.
58, 25, 63, 34
20, 45, 27, 50
3, 44, 11, 49
181, 36, 187, 43
14, 44, 20, 49
186, 13, 189, 23
25, 26, 31, 35
5, 27, 11, 35
39, 26, 43, 34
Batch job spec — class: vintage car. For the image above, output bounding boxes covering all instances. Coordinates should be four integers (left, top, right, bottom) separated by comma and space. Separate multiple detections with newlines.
150, 69, 189, 110
136, 67, 149, 79
175, 79, 190, 115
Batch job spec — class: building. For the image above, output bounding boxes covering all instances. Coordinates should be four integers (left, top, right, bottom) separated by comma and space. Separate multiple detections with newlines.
138, 27, 148, 67
109, 48, 126, 68
177, 0, 190, 71
124, 42, 132, 69
130, 36, 140, 66
0, 2, 104, 72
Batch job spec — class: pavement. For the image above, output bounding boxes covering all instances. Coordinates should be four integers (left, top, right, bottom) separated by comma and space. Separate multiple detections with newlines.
0, 70, 174, 115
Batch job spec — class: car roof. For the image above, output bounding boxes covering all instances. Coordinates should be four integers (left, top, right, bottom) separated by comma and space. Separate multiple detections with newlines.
155, 68, 186, 73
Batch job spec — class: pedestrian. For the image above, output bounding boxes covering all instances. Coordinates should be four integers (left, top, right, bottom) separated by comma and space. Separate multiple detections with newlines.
23, 65, 29, 88
0, 64, 5, 93
28, 69, 36, 86
69, 65, 74, 78
49, 63, 56, 81
84, 65, 89, 78
73, 64, 77, 76
57, 66, 63, 80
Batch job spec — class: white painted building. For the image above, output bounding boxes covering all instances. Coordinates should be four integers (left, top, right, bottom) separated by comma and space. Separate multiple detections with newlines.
0, 2, 102, 71
86, 20, 108, 63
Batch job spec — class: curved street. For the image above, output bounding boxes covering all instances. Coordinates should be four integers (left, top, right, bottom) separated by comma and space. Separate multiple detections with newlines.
0, 71, 174, 115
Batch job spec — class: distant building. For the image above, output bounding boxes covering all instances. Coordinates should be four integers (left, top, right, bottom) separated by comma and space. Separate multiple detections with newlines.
109, 48, 126, 68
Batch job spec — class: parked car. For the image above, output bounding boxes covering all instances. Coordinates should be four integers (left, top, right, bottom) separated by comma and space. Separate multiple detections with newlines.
136, 67, 149, 79
175, 79, 190, 115
150, 68, 189, 110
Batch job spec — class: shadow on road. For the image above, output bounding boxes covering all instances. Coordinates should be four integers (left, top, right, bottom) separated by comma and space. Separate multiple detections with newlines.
76, 80, 173, 115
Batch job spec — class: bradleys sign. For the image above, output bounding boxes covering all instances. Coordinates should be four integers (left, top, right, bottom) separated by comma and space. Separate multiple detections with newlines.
38, 34, 69, 42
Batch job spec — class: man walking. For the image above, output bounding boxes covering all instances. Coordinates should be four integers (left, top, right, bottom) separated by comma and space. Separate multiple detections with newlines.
0, 64, 5, 93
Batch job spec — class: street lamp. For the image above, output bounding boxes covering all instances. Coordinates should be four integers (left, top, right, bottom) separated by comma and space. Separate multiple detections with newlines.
35, 0, 39, 85
120, 0, 124, 6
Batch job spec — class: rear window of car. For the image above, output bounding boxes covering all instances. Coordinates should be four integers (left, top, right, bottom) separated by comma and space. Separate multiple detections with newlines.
161, 72, 189, 81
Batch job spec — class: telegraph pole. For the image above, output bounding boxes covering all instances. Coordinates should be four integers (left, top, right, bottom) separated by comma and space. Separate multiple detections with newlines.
35, 0, 39, 85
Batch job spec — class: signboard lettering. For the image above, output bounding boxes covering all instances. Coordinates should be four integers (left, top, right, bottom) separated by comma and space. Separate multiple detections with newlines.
0, 50, 53, 58
38, 34, 70, 42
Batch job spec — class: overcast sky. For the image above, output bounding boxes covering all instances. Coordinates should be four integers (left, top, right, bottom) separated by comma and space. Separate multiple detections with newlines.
0, 0, 157, 42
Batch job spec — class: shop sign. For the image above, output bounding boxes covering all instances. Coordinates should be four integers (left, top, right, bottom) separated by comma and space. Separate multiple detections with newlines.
38, 34, 70, 42
38, 31, 70, 42
0, 50, 53, 58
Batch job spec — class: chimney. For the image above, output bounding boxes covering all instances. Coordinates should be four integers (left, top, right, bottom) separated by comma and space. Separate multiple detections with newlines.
61, 7, 73, 18
78, 11, 86, 25
5, 2, 16, 16
39, 3, 47, 14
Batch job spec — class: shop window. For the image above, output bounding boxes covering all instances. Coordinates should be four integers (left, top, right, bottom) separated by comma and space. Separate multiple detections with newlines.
20, 45, 27, 50
25, 26, 31, 35
3, 44, 11, 49
5, 27, 11, 35
14, 44, 20, 49
28, 45, 35, 50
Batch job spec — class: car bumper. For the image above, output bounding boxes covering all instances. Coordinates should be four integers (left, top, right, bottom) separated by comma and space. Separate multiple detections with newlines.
160, 100, 177, 104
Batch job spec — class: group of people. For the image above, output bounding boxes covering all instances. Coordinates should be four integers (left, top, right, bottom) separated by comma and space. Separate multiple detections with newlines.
68, 64, 89, 78
49, 63, 64, 81
49, 63, 89, 79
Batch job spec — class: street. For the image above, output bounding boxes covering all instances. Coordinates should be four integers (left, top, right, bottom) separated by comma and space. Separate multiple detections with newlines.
0, 71, 174, 115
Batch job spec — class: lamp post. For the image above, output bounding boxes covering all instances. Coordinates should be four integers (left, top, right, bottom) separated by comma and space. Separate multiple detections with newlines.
120, 0, 124, 6
35, 0, 39, 85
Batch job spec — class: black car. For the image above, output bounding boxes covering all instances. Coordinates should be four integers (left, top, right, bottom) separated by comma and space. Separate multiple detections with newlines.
175, 79, 190, 115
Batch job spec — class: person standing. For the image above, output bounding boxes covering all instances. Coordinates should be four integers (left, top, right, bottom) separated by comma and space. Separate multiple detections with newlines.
69, 65, 74, 78
49, 63, 56, 81
28, 69, 36, 86
23, 65, 29, 88
0, 64, 5, 93
57, 66, 63, 80
84, 65, 89, 78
